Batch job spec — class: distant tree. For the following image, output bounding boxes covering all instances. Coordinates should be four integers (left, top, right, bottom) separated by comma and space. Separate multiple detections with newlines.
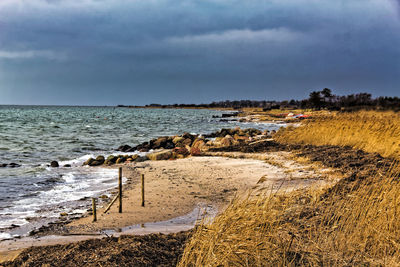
309, 91, 323, 110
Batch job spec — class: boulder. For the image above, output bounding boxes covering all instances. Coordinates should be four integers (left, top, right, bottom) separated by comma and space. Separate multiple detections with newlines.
64, 164, 72, 168
130, 154, 139, 161
95, 156, 105, 164
50, 161, 59, 168
116, 157, 125, 164
221, 135, 235, 147
182, 138, 193, 147
173, 147, 190, 157
0, 163, 7, 168
182, 132, 195, 140
135, 156, 149, 162
105, 155, 118, 165
172, 136, 185, 145
147, 150, 173, 161
83, 158, 94, 166
84, 156, 105, 166
191, 139, 206, 155
164, 141, 175, 149
153, 137, 168, 149
117, 145, 132, 152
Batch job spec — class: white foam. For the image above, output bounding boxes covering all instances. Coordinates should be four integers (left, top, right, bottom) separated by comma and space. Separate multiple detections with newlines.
0, 232, 12, 240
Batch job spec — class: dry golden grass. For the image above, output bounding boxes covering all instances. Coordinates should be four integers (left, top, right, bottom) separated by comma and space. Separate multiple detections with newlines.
275, 111, 400, 160
179, 111, 400, 266
179, 164, 400, 266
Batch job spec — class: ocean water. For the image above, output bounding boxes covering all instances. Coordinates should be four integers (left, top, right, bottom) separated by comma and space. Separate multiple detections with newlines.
0, 105, 283, 238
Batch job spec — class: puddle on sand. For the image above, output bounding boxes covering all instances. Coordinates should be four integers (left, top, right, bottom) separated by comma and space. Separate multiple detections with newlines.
0, 204, 217, 254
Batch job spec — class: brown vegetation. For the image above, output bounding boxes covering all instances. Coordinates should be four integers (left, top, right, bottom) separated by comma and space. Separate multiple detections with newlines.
275, 111, 400, 160
179, 111, 400, 266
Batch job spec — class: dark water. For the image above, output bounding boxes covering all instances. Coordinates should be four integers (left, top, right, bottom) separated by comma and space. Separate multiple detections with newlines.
0, 105, 284, 238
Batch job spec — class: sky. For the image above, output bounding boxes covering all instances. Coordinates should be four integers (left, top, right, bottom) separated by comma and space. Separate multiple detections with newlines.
0, 0, 399, 105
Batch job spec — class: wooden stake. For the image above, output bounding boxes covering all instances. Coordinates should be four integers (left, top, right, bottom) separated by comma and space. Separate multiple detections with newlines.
92, 198, 97, 222
103, 193, 119, 213
119, 167, 122, 213
141, 173, 145, 207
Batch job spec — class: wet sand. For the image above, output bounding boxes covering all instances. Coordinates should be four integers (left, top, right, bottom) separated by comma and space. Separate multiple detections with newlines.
0, 153, 334, 263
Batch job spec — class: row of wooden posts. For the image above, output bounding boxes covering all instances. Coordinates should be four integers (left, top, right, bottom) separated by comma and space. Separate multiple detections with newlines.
92, 167, 144, 222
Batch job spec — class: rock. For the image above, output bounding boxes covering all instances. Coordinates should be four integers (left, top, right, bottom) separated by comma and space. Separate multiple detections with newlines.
116, 157, 125, 164
60, 212, 68, 216
95, 156, 105, 164
64, 164, 72, 168
130, 154, 139, 161
182, 138, 193, 147
9, 163, 21, 168
147, 150, 173, 161
173, 147, 190, 157
221, 135, 235, 146
107, 155, 118, 162
233, 134, 249, 142
0, 163, 7, 168
105, 155, 118, 165
50, 161, 59, 168
182, 132, 195, 140
117, 145, 132, 152
190, 147, 201, 156
164, 141, 175, 149
191, 139, 206, 155
153, 137, 168, 149
84, 156, 104, 166
83, 158, 94, 166
172, 136, 185, 145
139, 148, 149, 152
135, 156, 148, 162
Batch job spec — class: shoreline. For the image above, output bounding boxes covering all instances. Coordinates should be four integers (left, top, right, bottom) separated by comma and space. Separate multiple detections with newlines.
0, 150, 335, 263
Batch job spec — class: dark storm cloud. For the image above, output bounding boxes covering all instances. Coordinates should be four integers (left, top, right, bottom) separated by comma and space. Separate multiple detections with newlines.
0, 0, 399, 105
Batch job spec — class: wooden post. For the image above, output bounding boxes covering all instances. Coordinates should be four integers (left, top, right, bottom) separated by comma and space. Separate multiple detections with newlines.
141, 174, 145, 207
119, 167, 122, 213
92, 198, 97, 222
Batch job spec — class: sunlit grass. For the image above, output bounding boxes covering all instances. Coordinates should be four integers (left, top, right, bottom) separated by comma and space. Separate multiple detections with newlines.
275, 111, 400, 160
179, 111, 400, 266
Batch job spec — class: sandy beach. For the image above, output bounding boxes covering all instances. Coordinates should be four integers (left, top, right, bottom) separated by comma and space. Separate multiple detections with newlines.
0, 151, 335, 263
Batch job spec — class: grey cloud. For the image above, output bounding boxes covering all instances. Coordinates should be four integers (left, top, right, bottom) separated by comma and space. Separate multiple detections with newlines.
0, 0, 399, 105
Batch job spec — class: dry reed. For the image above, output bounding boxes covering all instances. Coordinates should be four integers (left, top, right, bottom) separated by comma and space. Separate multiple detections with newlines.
275, 111, 400, 160
179, 111, 400, 266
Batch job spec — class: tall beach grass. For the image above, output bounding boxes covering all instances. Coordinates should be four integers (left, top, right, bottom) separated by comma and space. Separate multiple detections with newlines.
179, 111, 400, 266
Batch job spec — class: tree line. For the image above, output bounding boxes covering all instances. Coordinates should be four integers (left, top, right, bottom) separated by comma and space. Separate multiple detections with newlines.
120, 88, 399, 111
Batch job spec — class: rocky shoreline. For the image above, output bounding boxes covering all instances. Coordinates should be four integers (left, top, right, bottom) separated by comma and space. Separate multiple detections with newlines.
82, 127, 272, 167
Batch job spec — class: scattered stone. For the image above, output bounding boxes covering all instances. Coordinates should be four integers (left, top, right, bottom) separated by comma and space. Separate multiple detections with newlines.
50, 161, 59, 168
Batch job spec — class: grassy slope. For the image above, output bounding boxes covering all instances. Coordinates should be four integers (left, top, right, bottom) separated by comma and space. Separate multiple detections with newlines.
179, 111, 400, 266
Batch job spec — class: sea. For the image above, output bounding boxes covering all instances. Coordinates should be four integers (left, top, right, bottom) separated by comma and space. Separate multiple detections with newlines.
0, 105, 284, 239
